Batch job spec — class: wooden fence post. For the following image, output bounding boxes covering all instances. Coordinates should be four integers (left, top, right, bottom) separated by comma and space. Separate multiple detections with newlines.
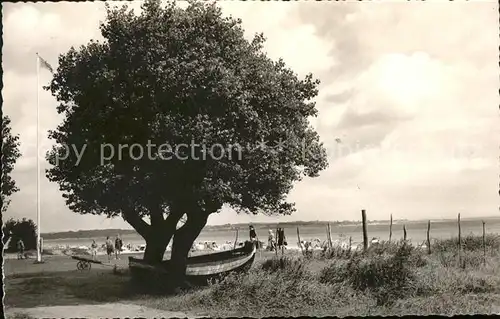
349, 236, 352, 253
325, 225, 329, 249
458, 213, 463, 268
327, 223, 333, 248
482, 220, 486, 266
324, 225, 330, 250
275, 227, 279, 256
403, 224, 407, 242
389, 214, 393, 243
297, 226, 304, 256
234, 228, 239, 250
362, 209, 368, 252
427, 220, 431, 254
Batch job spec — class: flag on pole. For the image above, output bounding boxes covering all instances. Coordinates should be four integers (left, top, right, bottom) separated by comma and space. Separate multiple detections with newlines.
38, 54, 54, 73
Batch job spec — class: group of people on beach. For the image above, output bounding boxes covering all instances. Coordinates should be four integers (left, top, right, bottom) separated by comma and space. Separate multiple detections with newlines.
249, 225, 287, 253
90, 234, 123, 262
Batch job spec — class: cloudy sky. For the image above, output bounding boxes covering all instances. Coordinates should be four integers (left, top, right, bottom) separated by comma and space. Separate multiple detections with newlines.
2, 1, 499, 232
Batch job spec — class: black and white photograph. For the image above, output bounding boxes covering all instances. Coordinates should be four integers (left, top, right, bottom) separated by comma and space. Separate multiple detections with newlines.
2, 0, 499, 317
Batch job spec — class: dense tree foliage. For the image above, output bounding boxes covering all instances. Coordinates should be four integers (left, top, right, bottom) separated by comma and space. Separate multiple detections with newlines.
2, 115, 21, 213
3, 218, 37, 252
45, 0, 327, 284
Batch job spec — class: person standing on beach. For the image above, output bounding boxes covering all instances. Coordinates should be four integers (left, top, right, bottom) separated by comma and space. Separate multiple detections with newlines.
277, 228, 287, 254
249, 225, 259, 248
114, 234, 123, 260
17, 238, 25, 259
105, 236, 114, 262
90, 239, 98, 260
268, 229, 276, 251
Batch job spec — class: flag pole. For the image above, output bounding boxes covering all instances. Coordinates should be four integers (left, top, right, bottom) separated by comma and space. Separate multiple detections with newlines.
35, 52, 42, 263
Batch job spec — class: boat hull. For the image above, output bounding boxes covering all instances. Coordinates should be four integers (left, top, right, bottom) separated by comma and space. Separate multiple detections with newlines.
129, 241, 256, 287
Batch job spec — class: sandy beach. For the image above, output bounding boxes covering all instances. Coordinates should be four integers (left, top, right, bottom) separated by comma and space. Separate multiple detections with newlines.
3, 246, 304, 276
7, 303, 193, 319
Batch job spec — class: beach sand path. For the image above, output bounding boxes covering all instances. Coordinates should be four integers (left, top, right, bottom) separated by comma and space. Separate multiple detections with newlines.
6, 303, 193, 319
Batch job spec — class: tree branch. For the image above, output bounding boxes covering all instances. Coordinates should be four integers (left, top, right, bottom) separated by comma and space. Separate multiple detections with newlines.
150, 206, 165, 228
163, 207, 184, 229
122, 211, 151, 239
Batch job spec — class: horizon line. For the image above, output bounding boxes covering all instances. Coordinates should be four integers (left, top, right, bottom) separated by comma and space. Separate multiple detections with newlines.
40, 215, 500, 235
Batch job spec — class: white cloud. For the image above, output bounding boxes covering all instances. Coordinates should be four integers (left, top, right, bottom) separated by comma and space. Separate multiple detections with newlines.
2, 1, 498, 232
370, 52, 448, 115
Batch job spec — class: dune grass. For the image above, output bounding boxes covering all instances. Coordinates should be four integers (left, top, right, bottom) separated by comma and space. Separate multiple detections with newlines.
5, 236, 500, 317
142, 238, 500, 316
5, 313, 37, 319
432, 233, 500, 253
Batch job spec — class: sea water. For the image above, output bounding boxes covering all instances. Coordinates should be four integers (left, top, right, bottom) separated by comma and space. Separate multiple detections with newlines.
43, 218, 500, 253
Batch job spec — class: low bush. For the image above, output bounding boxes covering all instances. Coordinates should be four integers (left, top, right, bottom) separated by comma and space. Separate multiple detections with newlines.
317, 259, 350, 285
320, 246, 352, 259
412, 266, 500, 296
368, 240, 402, 255
433, 234, 500, 253
319, 243, 418, 305
203, 269, 365, 316
260, 256, 310, 280
435, 250, 488, 269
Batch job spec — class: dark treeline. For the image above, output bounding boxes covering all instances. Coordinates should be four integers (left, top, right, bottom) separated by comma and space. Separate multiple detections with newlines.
41, 228, 138, 240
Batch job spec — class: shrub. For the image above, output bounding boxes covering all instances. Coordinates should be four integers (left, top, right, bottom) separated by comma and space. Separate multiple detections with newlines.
321, 246, 352, 259
318, 259, 351, 285
433, 234, 500, 253
319, 243, 417, 306
207, 269, 339, 316
365, 240, 427, 268
368, 240, 401, 255
260, 256, 309, 279
436, 249, 487, 269
412, 266, 500, 296
435, 250, 457, 268
461, 251, 488, 269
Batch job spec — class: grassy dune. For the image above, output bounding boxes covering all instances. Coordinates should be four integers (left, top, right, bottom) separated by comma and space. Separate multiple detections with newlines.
151, 237, 500, 316
5, 235, 500, 317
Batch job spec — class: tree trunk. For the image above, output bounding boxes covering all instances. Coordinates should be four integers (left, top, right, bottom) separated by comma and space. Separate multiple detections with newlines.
143, 233, 170, 263
124, 207, 184, 264
170, 213, 208, 287
143, 209, 184, 263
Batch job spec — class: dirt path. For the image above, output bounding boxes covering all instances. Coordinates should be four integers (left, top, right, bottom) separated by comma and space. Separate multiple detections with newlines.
6, 303, 194, 318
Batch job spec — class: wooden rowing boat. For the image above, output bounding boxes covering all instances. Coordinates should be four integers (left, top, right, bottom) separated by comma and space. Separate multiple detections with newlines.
129, 240, 257, 287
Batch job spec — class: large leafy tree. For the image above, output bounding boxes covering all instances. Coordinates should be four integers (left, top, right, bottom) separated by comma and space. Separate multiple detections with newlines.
2, 115, 21, 213
46, 0, 327, 283
2, 218, 37, 252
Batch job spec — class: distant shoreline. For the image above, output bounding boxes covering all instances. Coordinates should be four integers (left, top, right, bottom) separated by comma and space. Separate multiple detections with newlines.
41, 216, 499, 240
